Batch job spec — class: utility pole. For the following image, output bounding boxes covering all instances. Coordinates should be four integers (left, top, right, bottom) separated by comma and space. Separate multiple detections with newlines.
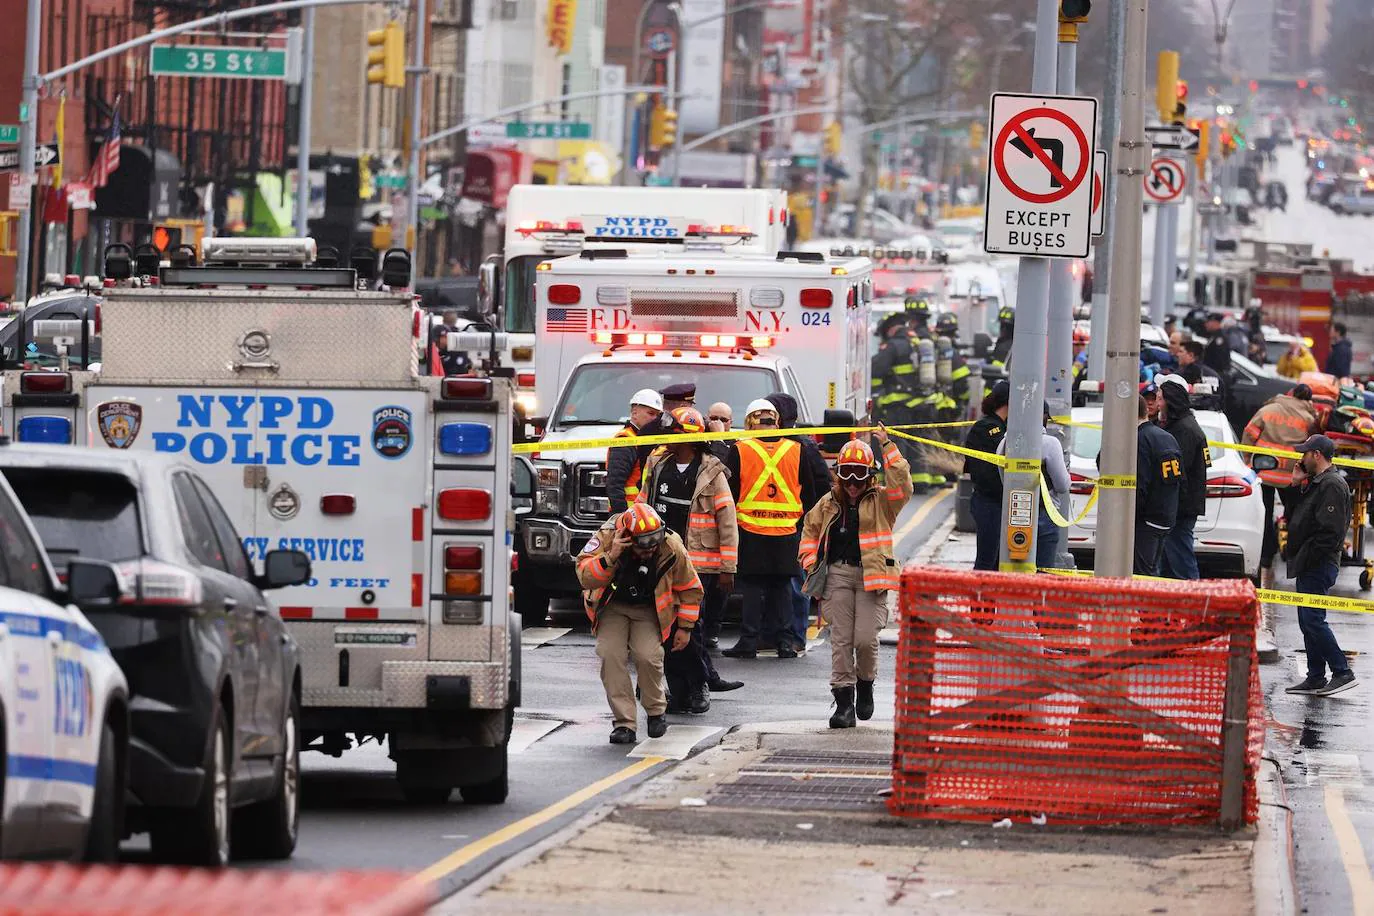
997, 0, 1058, 573
1094, 0, 1149, 579
15, 0, 42, 302
1045, 3, 1086, 570
294, 6, 315, 236
406, 0, 428, 258
1087, 0, 1125, 381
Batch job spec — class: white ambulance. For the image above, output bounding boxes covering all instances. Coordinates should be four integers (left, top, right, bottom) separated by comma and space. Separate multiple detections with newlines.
2, 238, 526, 805
486, 185, 790, 418
514, 248, 872, 615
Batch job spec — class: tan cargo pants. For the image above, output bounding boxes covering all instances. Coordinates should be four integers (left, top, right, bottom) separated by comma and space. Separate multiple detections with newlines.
595, 601, 667, 730
822, 563, 884, 688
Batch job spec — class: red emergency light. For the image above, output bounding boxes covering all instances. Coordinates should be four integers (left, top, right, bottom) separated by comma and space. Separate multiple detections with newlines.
684, 224, 755, 237
516, 219, 584, 237
799, 288, 833, 308
591, 332, 774, 350
547, 284, 581, 305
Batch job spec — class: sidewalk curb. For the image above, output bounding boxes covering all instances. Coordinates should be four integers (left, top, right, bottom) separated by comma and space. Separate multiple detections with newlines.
1253, 753, 1299, 916
915, 511, 958, 565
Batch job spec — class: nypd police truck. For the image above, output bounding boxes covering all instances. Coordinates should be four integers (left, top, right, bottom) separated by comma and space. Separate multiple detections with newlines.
516, 247, 873, 618
1, 238, 524, 804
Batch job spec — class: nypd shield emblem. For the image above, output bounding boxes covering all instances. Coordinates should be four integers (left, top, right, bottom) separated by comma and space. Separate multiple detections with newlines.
97, 401, 142, 449
372, 405, 413, 459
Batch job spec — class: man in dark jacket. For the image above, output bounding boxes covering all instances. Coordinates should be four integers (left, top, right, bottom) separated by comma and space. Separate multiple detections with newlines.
1134, 393, 1183, 575
1202, 313, 1234, 376
963, 380, 1009, 571
606, 389, 663, 513
1327, 322, 1353, 379
1178, 339, 1227, 412
766, 391, 830, 653
1158, 376, 1210, 579
1284, 435, 1357, 696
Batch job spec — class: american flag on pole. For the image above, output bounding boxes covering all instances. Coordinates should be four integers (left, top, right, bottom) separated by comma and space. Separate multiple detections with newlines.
87, 109, 122, 189
546, 307, 590, 333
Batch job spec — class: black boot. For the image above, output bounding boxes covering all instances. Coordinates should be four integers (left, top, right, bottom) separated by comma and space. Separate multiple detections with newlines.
829, 687, 856, 729
722, 641, 758, 659
689, 685, 711, 714
855, 680, 875, 721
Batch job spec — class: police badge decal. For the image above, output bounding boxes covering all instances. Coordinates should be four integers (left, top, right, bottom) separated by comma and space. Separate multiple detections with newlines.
97, 401, 143, 449
372, 406, 413, 459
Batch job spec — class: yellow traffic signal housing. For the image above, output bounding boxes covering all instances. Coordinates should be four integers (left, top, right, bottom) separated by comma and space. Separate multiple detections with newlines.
1155, 50, 1179, 124
649, 104, 678, 149
1190, 118, 1209, 169
824, 121, 842, 156
367, 22, 405, 89
1059, 0, 1090, 21
969, 122, 985, 151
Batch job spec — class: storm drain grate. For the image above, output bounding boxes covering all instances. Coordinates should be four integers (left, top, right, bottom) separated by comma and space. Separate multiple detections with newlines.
708, 750, 891, 811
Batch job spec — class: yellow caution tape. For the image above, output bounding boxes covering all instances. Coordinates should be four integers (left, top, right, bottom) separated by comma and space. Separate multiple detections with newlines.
1041, 569, 1374, 614
1039, 476, 1099, 528
513, 420, 970, 455
1095, 475, 1137, 488
888, 429, 1007, 467
1006, 458, 1042, 475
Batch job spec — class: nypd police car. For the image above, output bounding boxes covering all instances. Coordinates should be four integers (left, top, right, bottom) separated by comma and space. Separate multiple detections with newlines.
0, 461, 128, 860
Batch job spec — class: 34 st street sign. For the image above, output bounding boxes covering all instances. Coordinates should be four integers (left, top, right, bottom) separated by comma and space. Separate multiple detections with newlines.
150, 44, 288, 80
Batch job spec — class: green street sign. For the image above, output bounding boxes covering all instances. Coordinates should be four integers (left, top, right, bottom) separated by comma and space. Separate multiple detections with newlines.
504, 121, 592, 140
150, 44, 288, 80
0, 125, 18, 144
375, 174, 407, 189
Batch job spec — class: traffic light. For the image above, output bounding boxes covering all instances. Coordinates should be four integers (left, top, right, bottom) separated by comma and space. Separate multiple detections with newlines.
648, 103, 678, 149
1155, 50, 1179, 123
1173, 79, 1188, 123
969, 122, 984, 151
367, 21, 405, 89
824, 121, 842, 156
1060, 0, 1090, 21
1190, 117, 1209, 170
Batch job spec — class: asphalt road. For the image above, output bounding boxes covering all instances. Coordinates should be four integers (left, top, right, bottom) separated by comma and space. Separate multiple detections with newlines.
208, 490, 955, 898
1262, 562, 1374, 916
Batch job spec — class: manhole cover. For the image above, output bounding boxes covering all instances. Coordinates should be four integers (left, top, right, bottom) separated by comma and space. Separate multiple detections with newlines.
708, 750, 891, 811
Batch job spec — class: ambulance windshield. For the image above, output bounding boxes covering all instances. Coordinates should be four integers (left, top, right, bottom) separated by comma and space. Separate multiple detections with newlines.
553, 364, 788, 430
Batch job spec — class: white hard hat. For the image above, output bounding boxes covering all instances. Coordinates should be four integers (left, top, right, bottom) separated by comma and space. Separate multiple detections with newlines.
745, 398, 779, 417
1155, 373, 1189, 390
630, 388, 663, 411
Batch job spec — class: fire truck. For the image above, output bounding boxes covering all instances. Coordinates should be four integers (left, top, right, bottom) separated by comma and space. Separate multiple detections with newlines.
1332, 260, 1374, 381
1193, 241, 1335, 361
484, 185, 789, 419
514, 246, 872, 616
2, 238, 526, 805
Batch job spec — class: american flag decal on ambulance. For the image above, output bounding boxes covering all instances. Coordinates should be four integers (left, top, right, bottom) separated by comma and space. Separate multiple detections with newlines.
546, 307, 589, 332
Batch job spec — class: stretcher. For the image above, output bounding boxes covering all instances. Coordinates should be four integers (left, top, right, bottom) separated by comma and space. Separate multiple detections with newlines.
1330, 431, 1374, 591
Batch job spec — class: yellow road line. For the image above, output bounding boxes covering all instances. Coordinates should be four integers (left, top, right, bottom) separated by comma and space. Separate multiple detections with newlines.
407, 755, 665, 888
1325, 784, 1374, 916
895, 487, 953, 544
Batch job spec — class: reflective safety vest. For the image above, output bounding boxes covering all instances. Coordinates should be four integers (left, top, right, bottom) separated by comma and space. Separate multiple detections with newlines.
736, 438, 803, 536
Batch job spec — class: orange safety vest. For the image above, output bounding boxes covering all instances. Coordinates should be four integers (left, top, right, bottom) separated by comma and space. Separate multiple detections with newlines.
736, 438, 803, 536
610, 426, 643, 504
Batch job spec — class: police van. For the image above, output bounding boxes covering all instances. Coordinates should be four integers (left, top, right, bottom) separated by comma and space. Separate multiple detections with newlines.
515, 247, 872, 615
0, 462, 128, 859
1, 238, 523, 805
486, 185, 789, 418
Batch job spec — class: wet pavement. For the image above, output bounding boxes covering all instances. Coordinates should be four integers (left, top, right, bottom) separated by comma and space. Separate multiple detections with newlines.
1261, 563, 1374, 916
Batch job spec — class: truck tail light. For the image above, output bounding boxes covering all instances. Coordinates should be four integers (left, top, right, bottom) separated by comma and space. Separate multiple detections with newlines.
443, 571, 483, 595
445, 545, 483, 569
548, 284, 581, 305
16, 416, 72, 443
1206, 475, 1253, 498
320, 494, 356, 515
438, 488, 492, 521
439, 422, 493, 456
800, 288, 833, 308
116, 559, 204, 608
516, 371, 536, 388
1070, 473, 1095, 496
413, 309, 423, 338
442, 377, 492, 400
94, 303, 102, 335
19, 371, 71, 393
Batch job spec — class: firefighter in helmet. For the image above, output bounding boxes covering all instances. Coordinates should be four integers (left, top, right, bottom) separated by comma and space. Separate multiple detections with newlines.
900, 298, 939, 492
991, 305, 1015, 370
934, 311, 970, 484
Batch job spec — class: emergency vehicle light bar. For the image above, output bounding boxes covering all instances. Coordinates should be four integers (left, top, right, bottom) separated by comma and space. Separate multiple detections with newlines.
201, 237, 317, 266
591, 331, 773, 350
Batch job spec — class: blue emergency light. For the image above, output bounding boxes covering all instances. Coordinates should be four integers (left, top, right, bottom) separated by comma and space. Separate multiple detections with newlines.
439, 422, 492, 456
16, 416, 72, 444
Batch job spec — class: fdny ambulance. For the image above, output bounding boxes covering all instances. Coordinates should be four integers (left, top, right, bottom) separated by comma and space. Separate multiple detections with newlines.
2, 238, 525, 805
487, 185, 789, 417
515, 247, 872, 615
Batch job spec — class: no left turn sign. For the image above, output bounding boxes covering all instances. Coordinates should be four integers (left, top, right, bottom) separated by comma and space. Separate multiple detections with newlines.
984, 92, 1098, 259
1144, 156, 1187, 204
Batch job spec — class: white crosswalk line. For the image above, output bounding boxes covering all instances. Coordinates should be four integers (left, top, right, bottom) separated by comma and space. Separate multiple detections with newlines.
629, 725, 724, 761
508, 717, 564, 754
521, 626, 572, 647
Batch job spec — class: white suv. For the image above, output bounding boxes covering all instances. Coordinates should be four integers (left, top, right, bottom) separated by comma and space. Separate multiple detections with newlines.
0, 462, 128, 860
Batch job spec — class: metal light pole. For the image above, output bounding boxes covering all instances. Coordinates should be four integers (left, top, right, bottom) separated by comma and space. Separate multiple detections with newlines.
1087, 0, 1125, 381
406, 0, 428, 258
293, 5, 315, 236
1095, 0, 1150, 579
15, 0, 43, 302
1045, 12, 1080, 570
997, 0, 1058, 573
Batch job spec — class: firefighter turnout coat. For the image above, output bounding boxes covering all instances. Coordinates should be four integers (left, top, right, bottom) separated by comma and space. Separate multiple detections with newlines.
576, 525, 704, 640
637, 449, 739, 574
1242, 393, 1319, 487
797, 441, 913, 592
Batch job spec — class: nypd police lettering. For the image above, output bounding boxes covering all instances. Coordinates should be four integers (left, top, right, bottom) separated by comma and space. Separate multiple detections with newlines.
153, 394, 362, 467
591, 216, 681, 239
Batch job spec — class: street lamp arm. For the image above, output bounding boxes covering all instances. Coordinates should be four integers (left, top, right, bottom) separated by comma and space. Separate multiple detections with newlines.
679, 0, 798, 31
42, 0, 377, 84
421, 85, 672, 147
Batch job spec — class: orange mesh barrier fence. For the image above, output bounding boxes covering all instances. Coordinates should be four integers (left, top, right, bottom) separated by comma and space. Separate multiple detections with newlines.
890, 566, 1263, 828
0, 864, 432, 915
